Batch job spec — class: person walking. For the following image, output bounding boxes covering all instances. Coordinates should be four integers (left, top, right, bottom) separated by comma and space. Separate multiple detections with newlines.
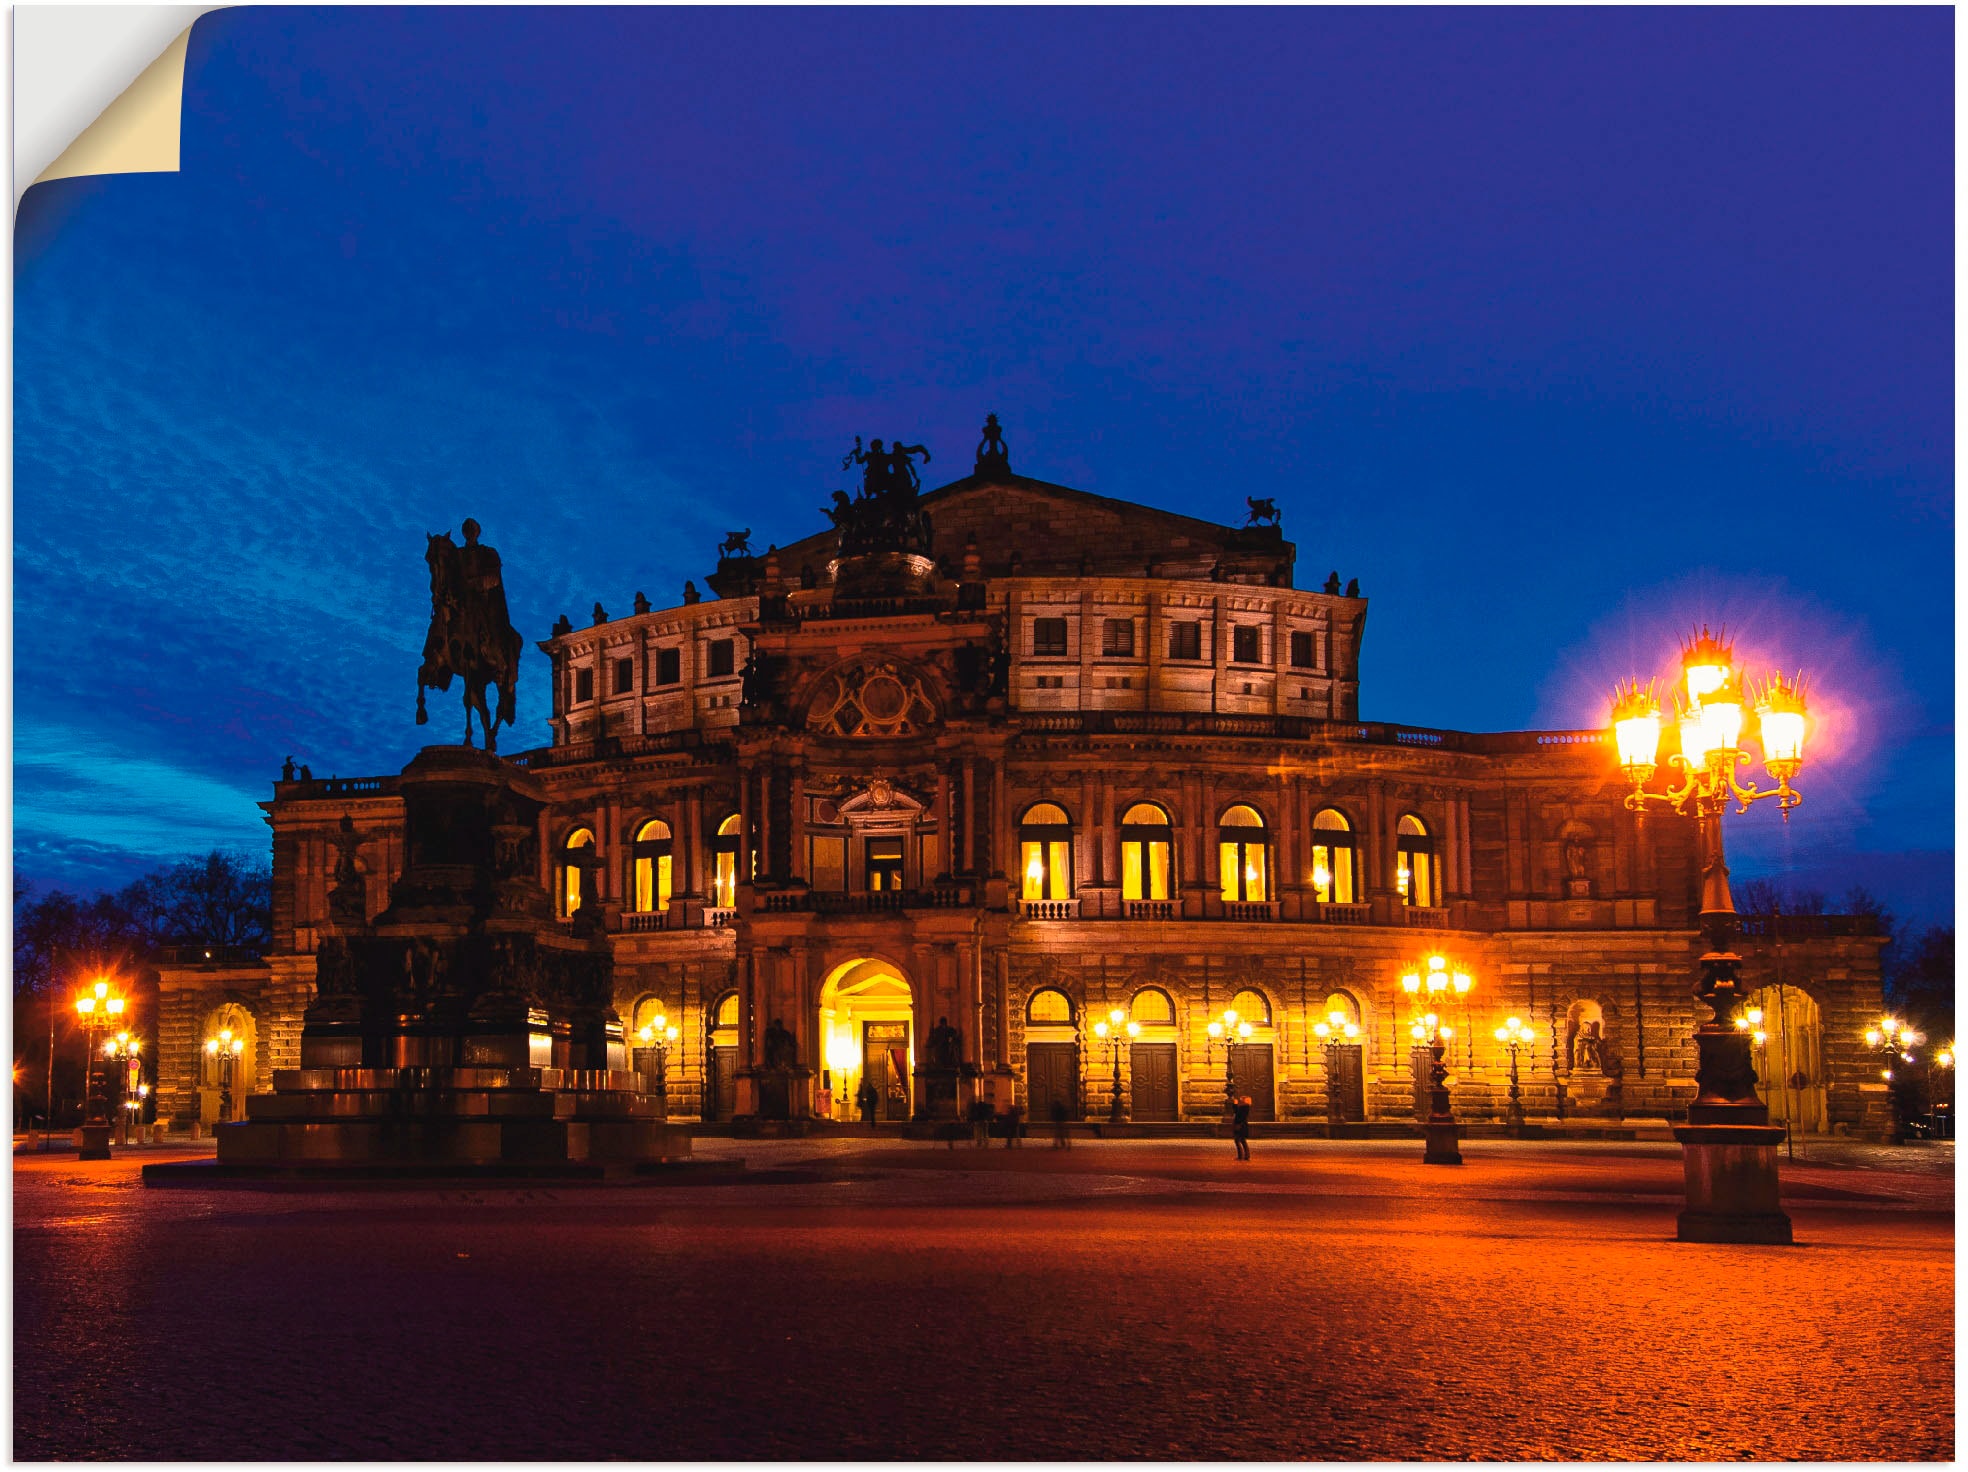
1050, 1097, 1072, 1149
857, 1077, 879, 1127
1231, 1095, 1252, 1161
1003, 1101, 1023, 1148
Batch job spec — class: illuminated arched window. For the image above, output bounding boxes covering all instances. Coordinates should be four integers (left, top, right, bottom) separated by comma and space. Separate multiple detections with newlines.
1120, 802, 1173, 901
1217, 804, 1270, 903
1129, 987, 1175, 1026
1228, 988, 1272, 1027
709, 990, 740, 1043
1321, 991, 1361, 1030
1027, 988, 1074, 1025
1019, 802, 1074, 901
631, 819, 673, 914
712, 814, 741, 909
1310, 808, 1357, 905
558, 827, 596, 918
1397, 814, 1440, 908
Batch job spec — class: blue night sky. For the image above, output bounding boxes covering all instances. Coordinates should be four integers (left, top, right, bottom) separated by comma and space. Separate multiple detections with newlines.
15, 7, 1953, 928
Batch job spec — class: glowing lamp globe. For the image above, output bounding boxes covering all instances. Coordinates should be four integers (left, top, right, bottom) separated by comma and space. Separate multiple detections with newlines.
1682, 627, 1734, 705
1755, 673, 1808, 776
1611, 680, 1662, 781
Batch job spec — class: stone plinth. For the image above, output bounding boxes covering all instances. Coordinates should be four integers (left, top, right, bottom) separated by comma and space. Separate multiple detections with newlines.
1673, 1123, 1793, 1244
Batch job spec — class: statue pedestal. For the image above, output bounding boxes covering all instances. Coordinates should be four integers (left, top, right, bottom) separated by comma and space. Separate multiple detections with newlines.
1674, 1125, 1792, 1243
78, 1124, 112, 1161
156, 746, 690, 1181
916, 1068, 960, 1122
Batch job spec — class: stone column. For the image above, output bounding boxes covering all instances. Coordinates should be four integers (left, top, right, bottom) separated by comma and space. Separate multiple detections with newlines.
934, 764, 952, 880
789, 759, 807, 884
961, 758, 976, 875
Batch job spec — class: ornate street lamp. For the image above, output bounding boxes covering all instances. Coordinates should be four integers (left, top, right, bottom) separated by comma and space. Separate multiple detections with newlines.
203, 1027, 247, 1127
1612, 628, 1807, 1245
1311, 1008, 1362, 1129
1493, 1015, 1537, 1130
636, 1015, 681, 1112
1204, 1007, 1254, 1108
1865, 1017, 1922, 1144
73, 978, 126, 1159
1933, 1044, 1956, 1140
1090, 1006, 1140, 1124
1402, 955, 1472, 1165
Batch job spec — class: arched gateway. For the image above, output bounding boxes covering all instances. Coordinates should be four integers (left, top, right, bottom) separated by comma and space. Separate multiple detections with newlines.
818, 959, 915, 1123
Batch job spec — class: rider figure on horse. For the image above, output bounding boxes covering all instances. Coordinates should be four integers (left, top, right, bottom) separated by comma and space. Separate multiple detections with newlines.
419, 518, 522, 750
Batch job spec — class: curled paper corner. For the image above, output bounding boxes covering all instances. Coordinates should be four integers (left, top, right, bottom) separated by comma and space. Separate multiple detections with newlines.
22, 6, 222, 200
35, 25, 193, 187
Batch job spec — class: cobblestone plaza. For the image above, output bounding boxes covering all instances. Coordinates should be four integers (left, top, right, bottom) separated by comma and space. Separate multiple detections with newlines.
14, 1136, 1953, 1460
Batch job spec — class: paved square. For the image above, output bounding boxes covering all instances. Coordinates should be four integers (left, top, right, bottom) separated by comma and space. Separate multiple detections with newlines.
13, 1137, 1953, 1460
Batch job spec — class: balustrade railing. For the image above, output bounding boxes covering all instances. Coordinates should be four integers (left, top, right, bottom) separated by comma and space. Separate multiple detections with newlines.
1310, 902, 1372, 925
1014, 897, 1080, 920
1401, 906, 1451, 927
1223, 901, 1278, 922
1124, 900, 1176, 921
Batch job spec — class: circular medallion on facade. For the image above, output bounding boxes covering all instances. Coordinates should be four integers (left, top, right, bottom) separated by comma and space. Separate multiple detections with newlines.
859, 673, 908, 722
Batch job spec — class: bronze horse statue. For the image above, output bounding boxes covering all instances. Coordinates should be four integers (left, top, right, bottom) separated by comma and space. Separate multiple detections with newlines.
417, 521, 521, 751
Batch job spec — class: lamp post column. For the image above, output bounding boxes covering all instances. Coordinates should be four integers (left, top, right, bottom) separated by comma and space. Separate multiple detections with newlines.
1421, 1035, 1461, 1165
1670, 809, 1792, 1244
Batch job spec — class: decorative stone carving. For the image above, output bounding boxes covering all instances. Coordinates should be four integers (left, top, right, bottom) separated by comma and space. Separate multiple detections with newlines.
805, 658, 941, 738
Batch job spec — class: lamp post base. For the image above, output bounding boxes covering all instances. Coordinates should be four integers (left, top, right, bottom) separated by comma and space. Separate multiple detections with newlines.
1422, 1119, 1462, 1165
78, 1123, 112, 1161
1673, 1123, 1792, 1244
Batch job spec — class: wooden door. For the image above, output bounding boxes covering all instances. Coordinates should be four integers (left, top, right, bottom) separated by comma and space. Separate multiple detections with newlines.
1130, 1043, 1178, 1121
1332, 1044, 1366, 1121
1227, 1043, 1275, 1121
864, 1021, 911, 1121
707, 1046, 737, 1121
1026, 1042, 1081, 1121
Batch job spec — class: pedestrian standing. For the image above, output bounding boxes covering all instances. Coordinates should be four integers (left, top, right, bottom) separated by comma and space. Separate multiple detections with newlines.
1231, 1095, 1252, 1160
1050, 1097, 1071, 1149
1003, 1101, 1023, 1148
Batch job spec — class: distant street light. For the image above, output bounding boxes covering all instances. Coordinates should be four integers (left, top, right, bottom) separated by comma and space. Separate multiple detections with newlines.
1403, 955, 1472, 1165
203, 1028, 247, 1128
104, 1031, 143, 1145
1865, 1018, 1922, 1144
636, 1014, 680, 1113
73, 978, 126, 1160
1204, 1007, 1253, 1108
1090, 1006, 1140, 1124
1312, 1008, 1361, 1130
1493, 1016, 1537, 1130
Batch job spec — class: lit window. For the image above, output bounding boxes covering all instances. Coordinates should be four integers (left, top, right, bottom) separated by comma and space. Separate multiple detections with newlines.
1102, 618, 1135, 657
559, 827, 595, 917
1310, 808, 1356, 904
631, 819, 673, 913
1168, 621, 1202, 661
708, 639, 736, 678
1032, 618, 1068, 657
1232, 626, 1260, 664
1120, 802, 1174, 901
1027, 988, 1073, 1024
1217, 805, 1270, 902
866, 837, 905, 892
712, 814, 741, 908
1131, 988, 1174, 1026
1396, 814, 1440, 908
1228, 989, 1271, 1026
1019, 803, 1074, 901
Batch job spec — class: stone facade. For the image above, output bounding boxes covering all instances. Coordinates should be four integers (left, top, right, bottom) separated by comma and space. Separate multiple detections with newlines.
156, 439, 1887, 1131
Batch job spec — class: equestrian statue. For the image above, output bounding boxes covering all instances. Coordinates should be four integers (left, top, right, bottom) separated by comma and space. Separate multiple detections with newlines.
417, 518, 523, 752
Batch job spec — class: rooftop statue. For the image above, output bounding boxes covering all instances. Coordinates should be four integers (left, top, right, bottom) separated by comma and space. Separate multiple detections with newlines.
831, 434, 935, 559
1245, 496, 1280, 528
417, 518, 522, 753
974, 412, 1011, 476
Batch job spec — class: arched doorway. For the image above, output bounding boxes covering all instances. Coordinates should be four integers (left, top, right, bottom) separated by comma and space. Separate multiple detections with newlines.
1747, 984, 1828, 1134
1128, 986, 1179, 1121
703, 991, 740, 1122
819, 959, 915, 1123
1318, 990, 1367, 1121
1025, 988, 1080, 1121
